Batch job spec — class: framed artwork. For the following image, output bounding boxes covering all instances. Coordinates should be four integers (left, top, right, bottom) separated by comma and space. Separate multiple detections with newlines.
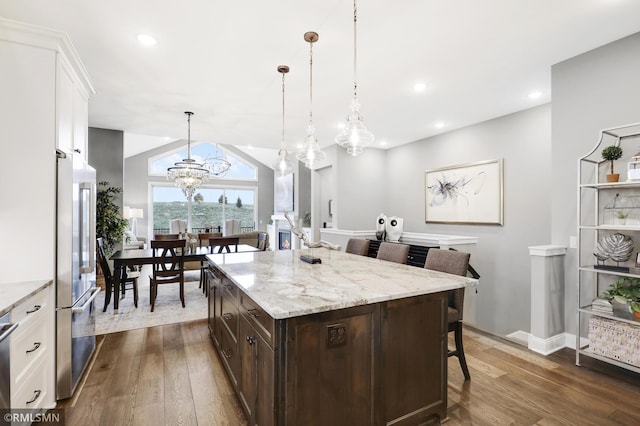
275, 173, 294, 212
425, 158, 503, 225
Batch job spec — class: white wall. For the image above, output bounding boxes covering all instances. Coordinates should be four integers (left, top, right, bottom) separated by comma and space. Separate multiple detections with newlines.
551, 31, 640, 336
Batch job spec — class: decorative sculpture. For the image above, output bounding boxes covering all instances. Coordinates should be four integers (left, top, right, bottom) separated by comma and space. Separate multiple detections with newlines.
594, 232, 634, 271
284, 212, 341, 250
376, 213, 387, 241
386, 216, 404, 243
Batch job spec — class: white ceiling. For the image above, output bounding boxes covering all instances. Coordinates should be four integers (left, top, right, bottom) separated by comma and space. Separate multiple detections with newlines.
3, 0, 640, 160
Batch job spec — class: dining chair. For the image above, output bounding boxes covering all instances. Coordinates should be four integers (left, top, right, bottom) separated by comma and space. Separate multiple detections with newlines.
97, 237, 139, 309
209, 236, 240, 253
149, 239, 186, 312
376, 242, 409, 264
424, 248, 472, 380
345, 238, 370, 256
196, 232, 222, 295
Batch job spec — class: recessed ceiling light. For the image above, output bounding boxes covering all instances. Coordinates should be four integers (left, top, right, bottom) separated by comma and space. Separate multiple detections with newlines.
379, 140, 387, 147
413, 82, 428, 92
435, 121, 445, 129
163, 136, 172, 141
296, 143, 303, 149
528, 91, 542, 99
337, 122, 345, 129
247, 145, 253, 150
137, 33, 157, 46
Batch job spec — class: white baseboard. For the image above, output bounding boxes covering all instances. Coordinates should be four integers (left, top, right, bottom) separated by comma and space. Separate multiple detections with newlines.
507, 330, 581, 356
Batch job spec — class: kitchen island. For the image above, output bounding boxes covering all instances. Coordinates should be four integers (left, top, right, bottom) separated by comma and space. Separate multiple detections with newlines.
206, 248, 477, 425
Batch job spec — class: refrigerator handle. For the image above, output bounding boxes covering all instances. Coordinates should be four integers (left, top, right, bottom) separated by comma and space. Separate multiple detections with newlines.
71, 287, 101, 314
79, 182, 96, 274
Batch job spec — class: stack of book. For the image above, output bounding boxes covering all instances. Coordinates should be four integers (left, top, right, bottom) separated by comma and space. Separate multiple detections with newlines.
591, 298, 613, 314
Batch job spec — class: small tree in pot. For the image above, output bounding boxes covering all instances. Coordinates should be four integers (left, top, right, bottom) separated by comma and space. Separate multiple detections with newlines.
96, 181, 129, 256
602, 145, 623, 182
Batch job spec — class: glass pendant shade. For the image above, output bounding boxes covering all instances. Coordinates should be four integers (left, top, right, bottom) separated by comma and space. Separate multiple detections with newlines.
167, 111, 209, 200
296, 124, 326, 169
274, 148, 294, 177
335, 97, 374, 156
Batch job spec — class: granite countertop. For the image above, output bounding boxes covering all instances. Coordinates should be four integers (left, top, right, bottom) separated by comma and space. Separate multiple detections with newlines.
207, 248, 478, 320
0, 280, 53, 317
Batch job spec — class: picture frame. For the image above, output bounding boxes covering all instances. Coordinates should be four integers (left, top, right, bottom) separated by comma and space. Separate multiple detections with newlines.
425, 158, 504, 225
275, 173, 294, 212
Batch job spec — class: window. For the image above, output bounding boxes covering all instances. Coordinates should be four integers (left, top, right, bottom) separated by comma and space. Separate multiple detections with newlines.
152, 186, 256, 234
150, 142, 256, 180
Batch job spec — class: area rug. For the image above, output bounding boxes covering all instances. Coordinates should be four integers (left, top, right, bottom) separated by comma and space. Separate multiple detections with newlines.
90, 266, 207, 336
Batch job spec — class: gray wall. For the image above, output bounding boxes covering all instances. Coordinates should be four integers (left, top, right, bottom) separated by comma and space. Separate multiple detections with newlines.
88, 127, 124, 210
124, 140, 274, 240
384, 105, 552, 335
551, 31, 640, 335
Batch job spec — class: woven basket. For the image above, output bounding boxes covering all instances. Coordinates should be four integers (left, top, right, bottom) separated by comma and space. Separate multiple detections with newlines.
588, 317, 640, 367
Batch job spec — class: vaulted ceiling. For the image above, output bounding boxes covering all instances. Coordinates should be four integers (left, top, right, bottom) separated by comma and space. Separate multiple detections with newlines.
3, 0, 640, 159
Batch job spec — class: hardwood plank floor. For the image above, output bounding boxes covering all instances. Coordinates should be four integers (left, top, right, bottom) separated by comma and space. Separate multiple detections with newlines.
56, 321, 640, 425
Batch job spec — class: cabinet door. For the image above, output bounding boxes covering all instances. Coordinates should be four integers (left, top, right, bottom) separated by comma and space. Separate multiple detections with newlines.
72, 84, 89, 160
381, 292, 447, 424
56, 54, 74, 154
239, 315, 257, 421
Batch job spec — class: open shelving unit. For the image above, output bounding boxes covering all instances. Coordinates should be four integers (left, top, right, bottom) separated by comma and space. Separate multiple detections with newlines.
577, 122, 640, 373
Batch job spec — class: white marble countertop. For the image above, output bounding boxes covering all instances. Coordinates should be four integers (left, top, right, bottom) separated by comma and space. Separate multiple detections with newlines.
0, 279, 53, 317
207, 248, 478, 320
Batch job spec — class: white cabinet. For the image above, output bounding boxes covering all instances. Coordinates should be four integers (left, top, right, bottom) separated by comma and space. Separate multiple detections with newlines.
10, 285, 55, 412
0, 17, 94, 283
577, 122, 640, 373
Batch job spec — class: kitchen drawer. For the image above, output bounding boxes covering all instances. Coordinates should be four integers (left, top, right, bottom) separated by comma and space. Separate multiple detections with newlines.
11, 353, 50, 410
219, 326, 240, 389
240, 293, 276, 349
10, 317, 49, 386
10, 286, 51, 326
221, 297, 239, 343
221, 276, 239, 303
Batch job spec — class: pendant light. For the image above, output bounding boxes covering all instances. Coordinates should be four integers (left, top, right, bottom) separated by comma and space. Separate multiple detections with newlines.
335, 0, 374, 156
273, 65, 294, 177
296, 31, 326, 169
167, 111, 209, 200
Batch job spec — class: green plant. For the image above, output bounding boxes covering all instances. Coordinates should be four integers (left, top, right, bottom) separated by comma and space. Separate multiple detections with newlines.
602, 145, 623, 175
616, 210, 629, 219
601, 276, 640, 314
96, 181, 129, 255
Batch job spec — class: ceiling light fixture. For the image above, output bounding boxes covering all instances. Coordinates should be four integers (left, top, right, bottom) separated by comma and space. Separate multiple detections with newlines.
335, 0, 374, 156
136, 33, 157, 46
528, 91, 542, 99
274, 65, 294, 177
167, 111, 210, 200
435, 121, 445, 129
296, 32, 326, 169
414, 82, 427, 92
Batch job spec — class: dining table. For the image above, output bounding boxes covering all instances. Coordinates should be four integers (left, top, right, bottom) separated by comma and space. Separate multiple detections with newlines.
106, 244, 260, 311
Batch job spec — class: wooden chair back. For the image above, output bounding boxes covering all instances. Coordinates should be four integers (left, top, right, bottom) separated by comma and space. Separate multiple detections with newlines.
151, 239, 186, 282
208, 236, 240, 253
198, 232, 222, 247
345, 238, 370, 256
376, 242, 409, 264
154, 233, 180, 240
96, 237, 113, 282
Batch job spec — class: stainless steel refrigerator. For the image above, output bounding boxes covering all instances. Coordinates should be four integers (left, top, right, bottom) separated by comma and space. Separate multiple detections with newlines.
55, 149, 100, 400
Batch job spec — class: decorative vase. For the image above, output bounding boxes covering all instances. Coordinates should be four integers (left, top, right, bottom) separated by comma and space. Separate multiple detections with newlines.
606, 173, 620, 182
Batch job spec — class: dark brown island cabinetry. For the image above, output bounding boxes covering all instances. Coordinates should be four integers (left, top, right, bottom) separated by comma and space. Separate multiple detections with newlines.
207, 263, 448, 425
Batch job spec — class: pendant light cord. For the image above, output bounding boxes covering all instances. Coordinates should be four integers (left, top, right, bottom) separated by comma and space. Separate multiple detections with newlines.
353, 0, 358, 99
281, 71, 286, 148
309, 39, 314, 126
186, 111, 193, 160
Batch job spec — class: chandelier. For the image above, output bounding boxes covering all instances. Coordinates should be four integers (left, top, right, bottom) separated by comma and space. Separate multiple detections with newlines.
273, 65, 294, 177
167, 111, 210, 200
296, 31, 326, 169
335, 0, 374, 156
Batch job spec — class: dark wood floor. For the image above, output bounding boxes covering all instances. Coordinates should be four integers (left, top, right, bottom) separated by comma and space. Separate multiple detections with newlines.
57, 321, 640, 425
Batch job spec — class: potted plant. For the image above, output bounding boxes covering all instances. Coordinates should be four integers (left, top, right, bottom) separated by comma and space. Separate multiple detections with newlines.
96, 181, 129, 256
602, 145, 623, 182
601, 276, 640, 320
